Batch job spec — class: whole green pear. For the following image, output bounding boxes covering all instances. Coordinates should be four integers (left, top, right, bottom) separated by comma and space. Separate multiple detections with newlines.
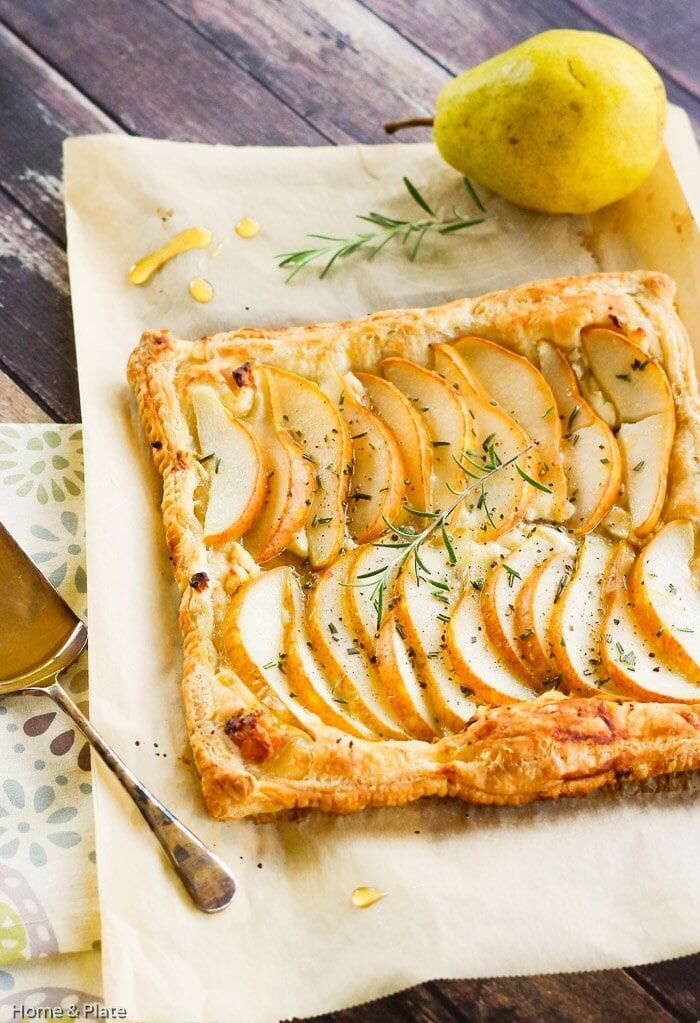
434, 30, 666, 214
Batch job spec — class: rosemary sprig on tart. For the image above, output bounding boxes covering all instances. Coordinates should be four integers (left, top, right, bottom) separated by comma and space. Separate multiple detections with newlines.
277, 176, 487, 281
348, 442, 548, 629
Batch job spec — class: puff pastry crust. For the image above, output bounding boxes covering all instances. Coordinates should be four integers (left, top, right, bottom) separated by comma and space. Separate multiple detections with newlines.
127, 271, 700, 820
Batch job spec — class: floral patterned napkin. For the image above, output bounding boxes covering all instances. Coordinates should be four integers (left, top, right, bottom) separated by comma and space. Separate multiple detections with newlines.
0, 425, 100, 984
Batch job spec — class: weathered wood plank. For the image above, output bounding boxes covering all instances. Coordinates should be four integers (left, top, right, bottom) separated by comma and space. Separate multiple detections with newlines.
432, 971, 681, 1023
290, 981, 464, 1023
163, 0, 448, 143
0, 369, 51, 423
0, 190, 78, 421
362, 0, 700, 130
630, 956, 700, 1023
0, 23, 118, 241
0, 0, 326, 146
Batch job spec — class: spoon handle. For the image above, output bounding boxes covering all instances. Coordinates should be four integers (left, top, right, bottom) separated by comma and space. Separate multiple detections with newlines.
31, 680, 236, 913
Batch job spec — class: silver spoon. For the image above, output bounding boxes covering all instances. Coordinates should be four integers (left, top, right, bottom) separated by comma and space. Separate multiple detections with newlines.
0, 521, 235, 913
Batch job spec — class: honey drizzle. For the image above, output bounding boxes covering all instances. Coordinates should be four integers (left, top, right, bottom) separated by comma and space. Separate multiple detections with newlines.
128, 226, 212, 285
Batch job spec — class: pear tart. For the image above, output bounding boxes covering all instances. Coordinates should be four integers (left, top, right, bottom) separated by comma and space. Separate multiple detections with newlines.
128, 271, 700, 820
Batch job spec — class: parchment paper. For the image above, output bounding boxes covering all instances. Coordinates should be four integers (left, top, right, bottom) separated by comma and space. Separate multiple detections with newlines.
63, 109, 700, 1023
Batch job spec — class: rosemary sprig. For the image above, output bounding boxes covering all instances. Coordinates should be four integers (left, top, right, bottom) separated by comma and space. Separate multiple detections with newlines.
277, 176, 487, 282
348, 443, 543, 629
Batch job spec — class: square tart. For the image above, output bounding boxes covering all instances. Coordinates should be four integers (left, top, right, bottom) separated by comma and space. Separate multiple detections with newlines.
127, 271, 700, 820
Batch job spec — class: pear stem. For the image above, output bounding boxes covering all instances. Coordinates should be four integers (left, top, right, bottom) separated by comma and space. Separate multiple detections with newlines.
384, 116, 434, 136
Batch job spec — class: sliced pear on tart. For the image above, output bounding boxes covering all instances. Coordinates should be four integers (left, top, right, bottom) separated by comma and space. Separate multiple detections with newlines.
223, 567, 320, 732
453, 336, 568, 521
382, 357, 473, 513
283, 572, 374, 739
629, 519, 700, 677
446, 550, 539, 705
480, 525, 575, 681
391, 541, 477, 731
191, 384, 268, 545
513, 550, 575, 686
306, 550, 407, 739
320, 363, 405, 544
601, 544, 700, 702
618, 414, 675, 539
243, 367, 314, 562
345, 542, 397, 651
581, 328, 675, 537
538, 342, 621, 535
548, 533, 617, 696
430, 343, 535, 540
375, 610, 440, 740
264, 364, 350, 567
356, 371, 433, 516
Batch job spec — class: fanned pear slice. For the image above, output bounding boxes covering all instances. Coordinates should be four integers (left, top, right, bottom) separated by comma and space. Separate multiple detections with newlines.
283, 572, 374, 739
264, 364, 350, 567
321, 364, 405, 543
375, 611, 440, 741
345, 542, 396, 651
447, 570, 538, 705
514, 551, 575, 686
581, 328, 675, 537
382, 357, 473, 512
431, 343, 535, 539
223, 567, 319, 732
244, 367, 314, 562
392, 542, 477, 731
618, 414, 675, 538
629, 519, 700, 677
306, 551, 407, 739
453, 336, 568, 520
548, 533, 617, 696
481, 526, 575, 681
356, 371, 433, 515
538, 342, 621, 534
581, 328, 674, 423
601, 545, 700, 703
191, 385, 268, 545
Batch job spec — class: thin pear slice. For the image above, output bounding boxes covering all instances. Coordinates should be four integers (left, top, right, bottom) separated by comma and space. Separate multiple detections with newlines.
321, 364, 405, 544
447, 579, 538, 706
382, 357, 473, 512
538, 342, 621, 534
431, 343, 535, 540
453, 336, 568, 520
306, 551, 407, 738
345, 542, 397, 651
392, 542, 477, 731
283, 573, 374, 739
481, 526, 575, 681
618, 414, 675, 538
356, 371, 433, 515
581, 328, 675, 537
375, 611, 440, 740
244, 367, 314, 562
191, 385, 268, 545
549, 533, 617, 696
581, 328, 674, 423
223, 567, 318, 732
514, 551, 575, 686
629, 519, 700, 677
264, 364, 350, 567
601, 545, 700, 703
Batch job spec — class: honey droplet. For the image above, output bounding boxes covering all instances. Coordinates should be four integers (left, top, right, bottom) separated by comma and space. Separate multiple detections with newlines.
236, 216, 260, 239
128, 226, 212, 285
351, 886, 386, 909
188, 277, 214, 303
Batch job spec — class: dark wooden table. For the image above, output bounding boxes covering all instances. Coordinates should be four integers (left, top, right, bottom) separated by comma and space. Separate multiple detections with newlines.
0, 2, 698, 1020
